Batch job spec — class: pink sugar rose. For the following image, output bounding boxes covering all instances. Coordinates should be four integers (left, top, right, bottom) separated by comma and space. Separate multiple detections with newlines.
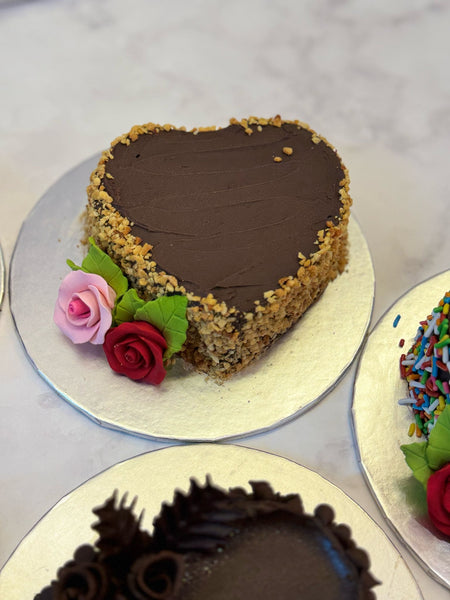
54, 270, 116, 344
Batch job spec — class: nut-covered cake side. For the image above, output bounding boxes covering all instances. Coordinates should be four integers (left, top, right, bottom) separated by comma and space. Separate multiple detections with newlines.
85, 116, 351, 380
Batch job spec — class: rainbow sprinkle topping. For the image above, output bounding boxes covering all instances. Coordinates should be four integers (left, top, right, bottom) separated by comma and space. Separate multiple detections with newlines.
399, 291, 450, 438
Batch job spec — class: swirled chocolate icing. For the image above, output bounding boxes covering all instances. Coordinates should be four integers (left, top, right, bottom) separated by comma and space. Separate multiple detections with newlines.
176, 515, 364, 600
102, 122, 345, 312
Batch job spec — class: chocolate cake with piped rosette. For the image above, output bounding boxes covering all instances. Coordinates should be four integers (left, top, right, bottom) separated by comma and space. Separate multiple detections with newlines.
34, 478, 379, 599
86, 116, 351, 380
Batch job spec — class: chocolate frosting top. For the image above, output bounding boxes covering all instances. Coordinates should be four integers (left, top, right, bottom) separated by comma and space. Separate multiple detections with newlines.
177, 516, 363, 600
102, 122, 345, 312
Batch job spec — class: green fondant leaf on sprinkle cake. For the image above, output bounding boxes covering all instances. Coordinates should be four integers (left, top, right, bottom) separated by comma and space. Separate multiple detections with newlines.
400, 442, 433, 489
114, 288, 146, 325
69, 237, 129, 298
135, 295, 189, 360
426, 405, 450, 471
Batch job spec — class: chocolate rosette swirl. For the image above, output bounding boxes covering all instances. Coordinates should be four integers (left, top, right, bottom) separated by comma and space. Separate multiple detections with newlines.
53, 557, 109, 600
127, 551, 184, 600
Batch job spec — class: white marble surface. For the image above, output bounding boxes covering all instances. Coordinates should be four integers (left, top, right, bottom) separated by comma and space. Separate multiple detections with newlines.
0, 0, 449, 597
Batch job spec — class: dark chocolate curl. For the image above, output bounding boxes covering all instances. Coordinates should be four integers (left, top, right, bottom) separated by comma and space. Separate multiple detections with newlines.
54, 562, 109, 600
127, 551, 184, 600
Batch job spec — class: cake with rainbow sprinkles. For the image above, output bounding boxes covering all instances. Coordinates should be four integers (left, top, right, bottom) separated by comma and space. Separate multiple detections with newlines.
399, 290, 450, 538
399, 291, 450, 439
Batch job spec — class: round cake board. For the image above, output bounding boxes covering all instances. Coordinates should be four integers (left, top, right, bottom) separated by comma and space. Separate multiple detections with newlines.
10, 155, 374, 441
0, 444, 422, 599
352, 270, 450, 589
0, 241, 5, 310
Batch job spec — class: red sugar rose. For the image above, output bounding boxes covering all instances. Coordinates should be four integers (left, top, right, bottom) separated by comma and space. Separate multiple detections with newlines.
103, 321, 167, 385
426, 463, 450, 537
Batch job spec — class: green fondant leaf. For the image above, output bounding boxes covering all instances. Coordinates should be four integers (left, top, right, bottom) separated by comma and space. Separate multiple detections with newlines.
426, 405, 450, 470
114, 288, 146, 325
400, 442, 433, 489
135, 295, 188, 359
81, 238, 128, 297
66, 258, 84, 271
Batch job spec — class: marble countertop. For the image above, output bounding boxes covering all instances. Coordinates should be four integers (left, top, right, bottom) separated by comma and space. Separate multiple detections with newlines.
0, 1, 449, 597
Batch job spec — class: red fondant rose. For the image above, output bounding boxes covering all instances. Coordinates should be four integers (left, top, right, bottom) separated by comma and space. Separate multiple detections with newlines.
103, 321, 167, 385
427, 463, 450, 537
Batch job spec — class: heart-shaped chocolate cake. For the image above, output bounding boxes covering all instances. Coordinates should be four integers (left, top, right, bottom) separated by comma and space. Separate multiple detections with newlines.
86, 116, 351, 379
